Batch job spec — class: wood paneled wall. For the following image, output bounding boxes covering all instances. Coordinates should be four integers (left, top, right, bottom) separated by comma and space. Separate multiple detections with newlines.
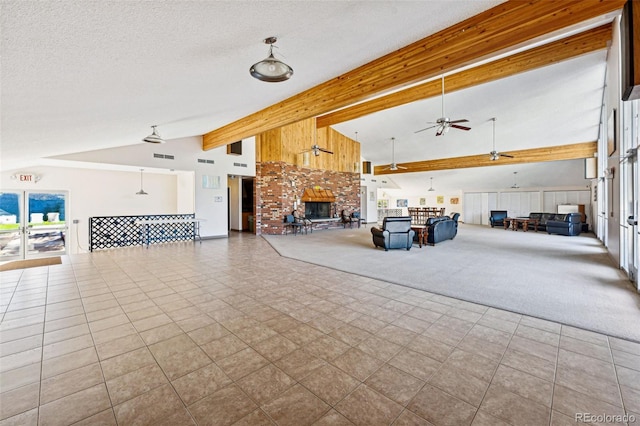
256, 118, 360, 172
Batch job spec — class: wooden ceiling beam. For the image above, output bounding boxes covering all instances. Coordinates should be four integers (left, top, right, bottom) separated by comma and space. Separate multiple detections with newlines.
203, 0, 624, 151
373, 142, 597, 175
316, 24, 612, 128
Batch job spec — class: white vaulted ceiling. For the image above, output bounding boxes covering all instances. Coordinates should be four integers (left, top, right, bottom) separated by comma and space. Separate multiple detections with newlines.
0, 1, 617, 193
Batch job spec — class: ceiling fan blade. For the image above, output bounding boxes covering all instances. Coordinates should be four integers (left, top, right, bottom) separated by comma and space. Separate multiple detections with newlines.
318, 148, 333, 154
450, 124, 471, 131
435, 126, 446, 136
414, 124, 437, 134
398, 165, 408, 169
449, 119, 469, 124
500, 153, 514, 158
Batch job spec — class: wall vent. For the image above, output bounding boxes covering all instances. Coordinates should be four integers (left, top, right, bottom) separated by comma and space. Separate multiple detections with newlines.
154, 153, 174, 160
197, 159, 215, 164
371, 179, 377, 182
233, 162, 248, 168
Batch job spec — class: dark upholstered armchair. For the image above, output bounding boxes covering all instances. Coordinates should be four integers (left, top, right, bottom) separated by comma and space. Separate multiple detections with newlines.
371, 216, 415, 251
489, 210, 508, 228
341, 210, 360, 228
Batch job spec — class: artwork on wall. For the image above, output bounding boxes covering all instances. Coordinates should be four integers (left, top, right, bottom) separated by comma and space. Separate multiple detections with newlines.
202, 175, 221, 189
419, 198, 426, 206
436, 196, 444, 204
450, 197, 459, 205
377, 199, 389, 209
397, 199, 408, 208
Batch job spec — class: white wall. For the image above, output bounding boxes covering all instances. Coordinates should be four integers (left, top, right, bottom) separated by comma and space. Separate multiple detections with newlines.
463, 189, 591, 226
360, 169, 399, 223
1, 135, 258, 252
605, 17, 622, 264
1, 166, 177, 254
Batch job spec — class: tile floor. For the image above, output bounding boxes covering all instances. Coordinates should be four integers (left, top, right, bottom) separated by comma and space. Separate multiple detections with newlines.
1, 234, 639, 426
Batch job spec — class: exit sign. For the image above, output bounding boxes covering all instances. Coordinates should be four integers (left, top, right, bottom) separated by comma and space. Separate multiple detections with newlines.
11, 173, 41, 183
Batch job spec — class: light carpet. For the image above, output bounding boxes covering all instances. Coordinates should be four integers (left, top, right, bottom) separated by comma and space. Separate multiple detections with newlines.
263, 223, 640, 342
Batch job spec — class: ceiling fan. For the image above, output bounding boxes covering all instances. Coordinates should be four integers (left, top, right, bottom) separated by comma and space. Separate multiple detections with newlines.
381, 137, 407, 171
488, 117, 514, 160
415, 75, 471, 136
302, 144, 333, 156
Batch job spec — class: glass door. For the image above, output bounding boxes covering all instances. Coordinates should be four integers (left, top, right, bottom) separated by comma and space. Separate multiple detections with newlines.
0, 191, 23, 261
0, 191, 68, 260
25, 191, 67, 259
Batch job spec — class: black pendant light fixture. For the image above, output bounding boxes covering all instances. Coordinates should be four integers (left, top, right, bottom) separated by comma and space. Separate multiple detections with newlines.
143, 125, 165, 144
136, 169, 148, 195
250, 37, 293, 83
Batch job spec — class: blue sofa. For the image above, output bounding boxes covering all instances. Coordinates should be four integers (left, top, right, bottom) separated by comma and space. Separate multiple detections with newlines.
544, 213, 582, 236
425, 212, 460, 245
528, 212, 582, 235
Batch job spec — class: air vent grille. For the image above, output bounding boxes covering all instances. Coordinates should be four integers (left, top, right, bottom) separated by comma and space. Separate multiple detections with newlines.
197, 159, 215, 164
233, 162, 247, 168
153, 153, 174, 160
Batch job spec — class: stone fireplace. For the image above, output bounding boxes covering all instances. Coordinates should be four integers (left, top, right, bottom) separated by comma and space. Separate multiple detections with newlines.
255, 162, 360, 234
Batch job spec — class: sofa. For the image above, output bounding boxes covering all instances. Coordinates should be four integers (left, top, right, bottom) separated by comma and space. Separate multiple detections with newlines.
527, 212, 582, 235
371, 216, 415, 251
425, 212, 459, 245
490, 210, 508, 228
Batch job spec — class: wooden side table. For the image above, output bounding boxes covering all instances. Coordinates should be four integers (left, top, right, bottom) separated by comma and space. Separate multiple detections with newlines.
411, 226, 428, 248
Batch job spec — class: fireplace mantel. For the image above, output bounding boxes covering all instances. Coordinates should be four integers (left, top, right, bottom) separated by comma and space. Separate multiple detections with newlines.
301, 188, 336, 202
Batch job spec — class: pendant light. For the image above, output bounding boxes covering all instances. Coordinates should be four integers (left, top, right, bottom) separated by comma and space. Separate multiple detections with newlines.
428, 177, 435, 191
143, 125, 165, 144
136, 169, 148, 195
250, 37, 293, 82
511, 171, 519, 189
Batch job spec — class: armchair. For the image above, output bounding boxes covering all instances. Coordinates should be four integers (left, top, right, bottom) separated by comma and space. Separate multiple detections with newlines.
489, 210, 508, 228
341, 210, 360, 228
371, 216, 415, 251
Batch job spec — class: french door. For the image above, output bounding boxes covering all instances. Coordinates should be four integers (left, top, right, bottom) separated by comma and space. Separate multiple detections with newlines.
0, 190, 68, 260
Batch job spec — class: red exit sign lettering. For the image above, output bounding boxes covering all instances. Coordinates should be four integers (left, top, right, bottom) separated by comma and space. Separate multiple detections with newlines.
11, 173, 40, 183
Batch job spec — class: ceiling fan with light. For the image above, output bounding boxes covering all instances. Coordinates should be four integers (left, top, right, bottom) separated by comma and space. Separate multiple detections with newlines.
488, 117, 514, 160
415, 75, 471, 136
302, 144, 333, 156
381, 137, 407, 171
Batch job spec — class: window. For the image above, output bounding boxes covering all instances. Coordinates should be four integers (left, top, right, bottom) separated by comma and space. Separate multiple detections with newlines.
227, 140, 242, 155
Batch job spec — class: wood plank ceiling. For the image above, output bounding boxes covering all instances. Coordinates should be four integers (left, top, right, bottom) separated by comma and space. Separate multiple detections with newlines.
202, 0, 624, 174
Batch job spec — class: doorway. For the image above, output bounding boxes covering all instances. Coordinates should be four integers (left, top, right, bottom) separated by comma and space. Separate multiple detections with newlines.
0, 191, 68, 260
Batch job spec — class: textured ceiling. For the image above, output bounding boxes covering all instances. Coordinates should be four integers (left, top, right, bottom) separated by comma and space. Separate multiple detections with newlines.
0, 1, 614, 193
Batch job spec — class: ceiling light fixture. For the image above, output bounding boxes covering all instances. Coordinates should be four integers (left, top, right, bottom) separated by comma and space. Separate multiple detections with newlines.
490, 118, 499, 160
511, 171, 519, 189
143, 125, 165, 144
136, 169, 148, 195
428, 177, 435, 192
250, 37, 293, 83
